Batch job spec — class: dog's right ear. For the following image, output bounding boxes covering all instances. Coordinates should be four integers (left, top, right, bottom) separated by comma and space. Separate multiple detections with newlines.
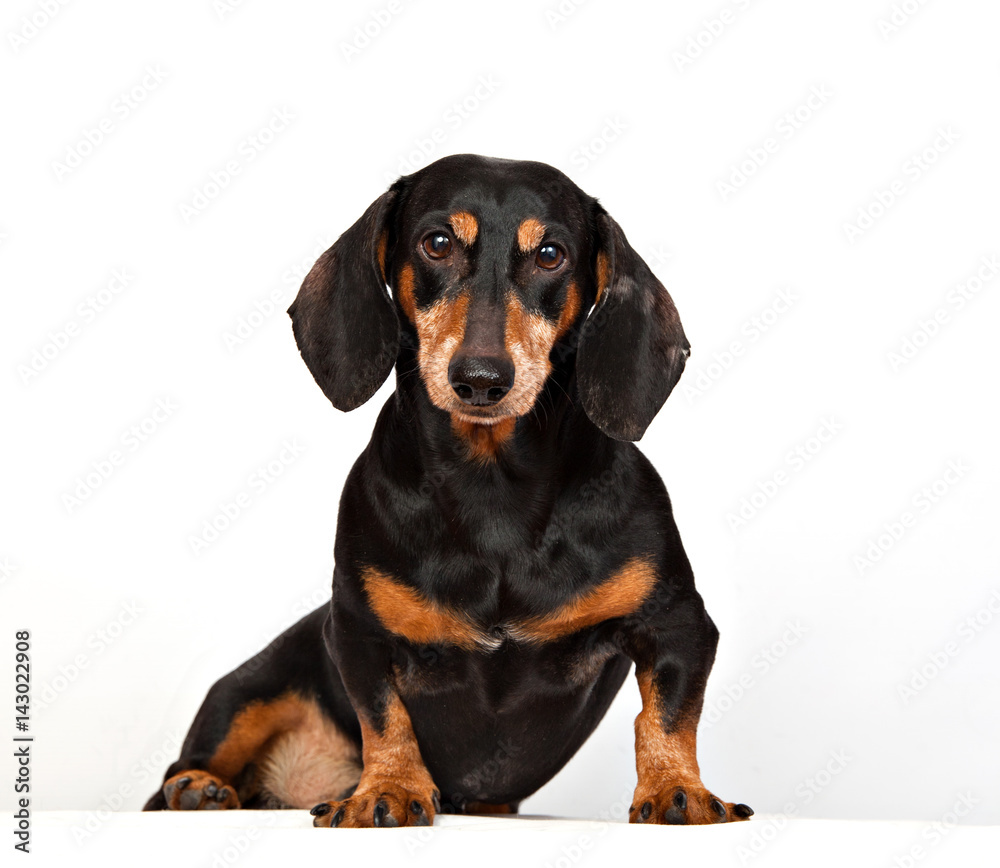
288, 188, 400, 411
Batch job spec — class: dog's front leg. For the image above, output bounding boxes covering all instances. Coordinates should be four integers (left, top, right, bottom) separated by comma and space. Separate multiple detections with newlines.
310, 601, 439, 829
310, 688, 439, 828
626, 591, 753, 825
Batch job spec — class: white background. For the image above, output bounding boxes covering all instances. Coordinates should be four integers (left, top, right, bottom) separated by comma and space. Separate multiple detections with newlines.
2, 0, 998, 831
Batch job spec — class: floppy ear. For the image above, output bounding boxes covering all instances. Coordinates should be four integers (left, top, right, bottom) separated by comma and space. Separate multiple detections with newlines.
287, 189, 399, 411
576, 209, 690, 441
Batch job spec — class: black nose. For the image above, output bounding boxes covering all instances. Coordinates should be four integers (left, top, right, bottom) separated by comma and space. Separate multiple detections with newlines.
448, 355, 514, 406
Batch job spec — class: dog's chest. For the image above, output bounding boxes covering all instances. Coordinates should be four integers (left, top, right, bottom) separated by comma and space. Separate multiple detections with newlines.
366, 554, 657, 654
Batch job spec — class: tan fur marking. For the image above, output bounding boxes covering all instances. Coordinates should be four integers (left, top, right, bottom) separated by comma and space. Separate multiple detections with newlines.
376, 232, 388, 281
359, 693, 431, 780
415, 292, 471, 413
207, 693, 307, 781
163, 769, 240, 810
634, 669, 701, 787
258, 697, 362, 808
397, 263, 417, 323
511, 558, 658, 642
450, 211, 479, 247
502, 295, 557, 417
556, 281, 582, 338
630, 669, 747, 824
595, 250, 610, 305
313, 691, 440, 828
517, 218, 546, 253
361, 566, 497, 650
451, 415, 517, 462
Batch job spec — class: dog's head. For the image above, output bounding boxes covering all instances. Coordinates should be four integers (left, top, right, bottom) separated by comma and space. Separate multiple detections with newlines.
288, 154, 689, 441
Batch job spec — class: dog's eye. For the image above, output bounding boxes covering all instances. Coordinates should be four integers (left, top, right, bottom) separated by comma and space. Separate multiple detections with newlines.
536, 244, 565, 270
422, 233, 453, 260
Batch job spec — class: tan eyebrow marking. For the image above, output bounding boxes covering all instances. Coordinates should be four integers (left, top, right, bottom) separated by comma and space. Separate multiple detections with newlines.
517, 218, 546, 253
449, 212, 478, 247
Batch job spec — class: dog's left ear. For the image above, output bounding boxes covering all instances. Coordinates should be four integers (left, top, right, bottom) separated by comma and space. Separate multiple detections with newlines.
576, 208, 690, 441
288, 188, 400, 411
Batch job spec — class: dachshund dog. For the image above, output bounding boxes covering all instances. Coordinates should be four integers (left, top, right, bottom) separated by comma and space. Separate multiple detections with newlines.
144, 154, 752, 827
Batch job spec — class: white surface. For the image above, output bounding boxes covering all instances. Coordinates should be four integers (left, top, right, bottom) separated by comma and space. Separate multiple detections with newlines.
2, 0, 999, 826
10, 812, 1000, 868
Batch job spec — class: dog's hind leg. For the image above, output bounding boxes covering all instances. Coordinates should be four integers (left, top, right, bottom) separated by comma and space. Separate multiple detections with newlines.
143, 606, 362, 811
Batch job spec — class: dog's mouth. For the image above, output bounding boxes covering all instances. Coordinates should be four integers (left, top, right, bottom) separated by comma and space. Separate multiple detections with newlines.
449, 406, 513, 426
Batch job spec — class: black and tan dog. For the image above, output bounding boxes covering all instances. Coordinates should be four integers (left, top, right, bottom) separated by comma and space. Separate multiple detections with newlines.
144, 154, 752, 827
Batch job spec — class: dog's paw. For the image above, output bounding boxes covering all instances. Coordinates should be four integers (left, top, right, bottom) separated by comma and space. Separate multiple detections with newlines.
629, 783, 752, 825
310, 780, 440, 828
163, 770, 240, 811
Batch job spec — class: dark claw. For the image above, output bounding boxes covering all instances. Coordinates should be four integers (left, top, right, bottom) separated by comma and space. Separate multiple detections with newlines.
734, 803, 754, 818
432, 790, 441, 813
204, 782, 218, 798
216, 787, 230, 803
410, 801, 424, 815
639, 802, 652, 820
663, 806, 686, 825
175, 776, 192, 790
710, 798, 726, 819
310, 803, 332, 817
673, 790, 687, 810
373, 799, 398, 827
331, 808, 345, 827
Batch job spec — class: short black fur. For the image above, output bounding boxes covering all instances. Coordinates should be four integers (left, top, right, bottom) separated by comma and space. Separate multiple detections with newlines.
145, 155, 748, 825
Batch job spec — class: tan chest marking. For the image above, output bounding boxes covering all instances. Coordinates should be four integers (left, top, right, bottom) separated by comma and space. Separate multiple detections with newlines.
362, 558, 657, 649
361, 567, 497, 650
508, 557, 658, 643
